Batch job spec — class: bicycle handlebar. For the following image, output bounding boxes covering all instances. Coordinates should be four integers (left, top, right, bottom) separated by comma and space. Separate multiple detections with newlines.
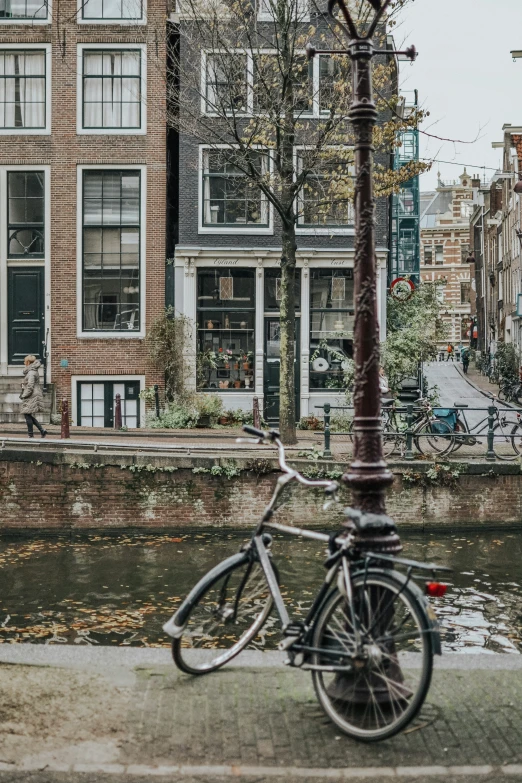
240, 425, 339, 496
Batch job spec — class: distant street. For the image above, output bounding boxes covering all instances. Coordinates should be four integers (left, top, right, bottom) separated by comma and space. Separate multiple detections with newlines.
424, 360, 491, 430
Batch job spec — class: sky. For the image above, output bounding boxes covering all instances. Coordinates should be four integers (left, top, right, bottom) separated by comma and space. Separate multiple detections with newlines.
395, 0, 522, 192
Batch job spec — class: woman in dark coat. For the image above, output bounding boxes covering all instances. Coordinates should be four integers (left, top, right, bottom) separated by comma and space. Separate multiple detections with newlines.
20, 355, 47, 438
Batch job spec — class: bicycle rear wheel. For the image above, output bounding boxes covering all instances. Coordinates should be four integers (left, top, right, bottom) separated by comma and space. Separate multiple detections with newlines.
172, 556, 275, 675
415, 419, 453, 456
311, 572, 433, 742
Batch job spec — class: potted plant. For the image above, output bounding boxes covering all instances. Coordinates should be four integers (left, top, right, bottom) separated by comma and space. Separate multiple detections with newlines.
220, 348, 233, 369
242, 351, 253, 371
196, 349, 219, 388
196, 393, 224, 428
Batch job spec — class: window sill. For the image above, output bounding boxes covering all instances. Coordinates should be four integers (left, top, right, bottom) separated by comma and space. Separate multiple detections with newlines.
77, 127, 146, 135
198, 225, 273, 235
77, 331, 145, 339
0, 17, 50, 23
296, 227, 355, 235
0, 128, 50, 135
77, 16, 147, 24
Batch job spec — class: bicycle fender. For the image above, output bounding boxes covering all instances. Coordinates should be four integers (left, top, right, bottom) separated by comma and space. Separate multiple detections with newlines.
163, 551, 251, 638
351, 567, 443, 656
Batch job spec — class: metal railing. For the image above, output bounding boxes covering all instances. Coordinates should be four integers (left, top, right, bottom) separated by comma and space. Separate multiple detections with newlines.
316, 403, 522, 462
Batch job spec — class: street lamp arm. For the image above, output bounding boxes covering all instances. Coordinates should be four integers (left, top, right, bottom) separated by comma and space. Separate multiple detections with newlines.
327, 0, 395, 40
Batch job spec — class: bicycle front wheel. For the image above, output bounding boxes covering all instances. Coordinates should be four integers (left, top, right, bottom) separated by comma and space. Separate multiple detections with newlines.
311, 572, 433, 742
172, 556, 275, 675
415, 419, 453, 456
493, 422, 521, 461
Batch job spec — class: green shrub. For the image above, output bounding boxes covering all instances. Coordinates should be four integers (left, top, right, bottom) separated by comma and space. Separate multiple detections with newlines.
149, 393, 223, 429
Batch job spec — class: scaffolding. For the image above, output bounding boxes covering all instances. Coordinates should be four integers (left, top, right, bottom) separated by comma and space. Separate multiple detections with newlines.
389, 91, 420, 287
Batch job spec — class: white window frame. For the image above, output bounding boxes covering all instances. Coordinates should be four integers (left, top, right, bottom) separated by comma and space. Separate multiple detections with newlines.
71, 374, 145, 427
76, 43, 147, 135
0, 0, 51, 23
77, 0, 146, 23
294, 146, 355, 235
198, 144, 273, 235
76, 164, 146, 339
0, 44, 51, 135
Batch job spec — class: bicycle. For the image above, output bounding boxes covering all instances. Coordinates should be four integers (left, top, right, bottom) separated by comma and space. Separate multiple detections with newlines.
164, 425, 451, 742
381, 398, 454, 457
449, 401, 522, 461
498, 378, 522, 406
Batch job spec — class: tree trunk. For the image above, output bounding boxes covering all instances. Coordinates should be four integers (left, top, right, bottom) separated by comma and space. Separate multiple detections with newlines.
279, 224, 297, 444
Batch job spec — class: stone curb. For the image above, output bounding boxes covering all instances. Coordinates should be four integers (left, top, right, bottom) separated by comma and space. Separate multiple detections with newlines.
1, 645, 521, 671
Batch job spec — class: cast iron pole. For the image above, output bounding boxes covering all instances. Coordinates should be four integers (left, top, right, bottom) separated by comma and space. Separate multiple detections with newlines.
307, 0, 413, 554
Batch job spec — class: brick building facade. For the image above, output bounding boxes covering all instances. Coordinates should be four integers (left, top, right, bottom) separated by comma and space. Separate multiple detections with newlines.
420, 171, 476, 349
0, 0, 166, 426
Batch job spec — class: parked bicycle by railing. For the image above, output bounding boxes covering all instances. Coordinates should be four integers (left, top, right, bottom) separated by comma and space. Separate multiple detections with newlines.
498, 377, 522, 406
441, 402, 522, 461
164, 426, 451, 742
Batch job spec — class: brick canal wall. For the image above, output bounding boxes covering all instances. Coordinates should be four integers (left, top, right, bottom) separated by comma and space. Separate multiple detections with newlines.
1, 447, 522, 532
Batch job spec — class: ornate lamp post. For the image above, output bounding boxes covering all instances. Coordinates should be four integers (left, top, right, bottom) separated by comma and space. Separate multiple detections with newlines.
307, 0, 416, 554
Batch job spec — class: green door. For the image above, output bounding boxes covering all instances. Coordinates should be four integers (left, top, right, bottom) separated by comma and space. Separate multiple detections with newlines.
263, 317, 300, 422
8, 267, 45, 365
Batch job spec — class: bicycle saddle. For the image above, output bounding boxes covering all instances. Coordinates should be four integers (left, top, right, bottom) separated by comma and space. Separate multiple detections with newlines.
343, 507, 397, 534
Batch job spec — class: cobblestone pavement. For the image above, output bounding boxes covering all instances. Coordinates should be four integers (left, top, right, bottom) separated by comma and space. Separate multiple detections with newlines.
1, 647, 521, 781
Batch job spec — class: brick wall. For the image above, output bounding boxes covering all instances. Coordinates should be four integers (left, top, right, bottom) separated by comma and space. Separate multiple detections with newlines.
0, 2, 167, 402
1, 451, 521, 531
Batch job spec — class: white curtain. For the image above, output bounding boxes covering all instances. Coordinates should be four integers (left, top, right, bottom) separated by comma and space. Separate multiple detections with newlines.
83, 52, 140, 129
0, 52, 45, 129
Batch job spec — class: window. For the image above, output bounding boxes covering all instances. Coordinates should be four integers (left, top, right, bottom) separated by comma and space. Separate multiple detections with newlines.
201, 148, 269, 229
423, 246, 433, 265
294, 56, 313, 114
205, 53, 247, 114
264, 268, 301, 311
0, 0, 48, 20
197, 269, 255, 391
310, 269, 354, 390
257, 0, 308, 20
82, 170, 141, 332
461, 244, 470, 263
460, 281, 471, 304
81, 0, 143, 20
0, 50, 46, 129
435, 245, 444, 265
460, 200, 473, 219
8, 171, 44, 258
296, 150, 354, 229
78, 380, 140, 428
81, 49, 142, 131
319, 56, 339, 114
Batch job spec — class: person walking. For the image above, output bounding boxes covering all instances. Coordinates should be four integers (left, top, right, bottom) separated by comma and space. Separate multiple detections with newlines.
461, 348, 470, 375
446, 343, 454, 362
20, 355, 47, 438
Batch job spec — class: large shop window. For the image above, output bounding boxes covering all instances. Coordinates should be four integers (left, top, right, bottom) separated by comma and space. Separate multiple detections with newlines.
0, 50, 46, 129
197, 268, 255, 391
81, 0, 143, 20
82, 170, 140, 332
82, 50, 142, 130
201, 149, 269, 228
0, 0, 48, 19
296, 150, 354, 228
7, 171, 44, 257
310, 269, 354, 390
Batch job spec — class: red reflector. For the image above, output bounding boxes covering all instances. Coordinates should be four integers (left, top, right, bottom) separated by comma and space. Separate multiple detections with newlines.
425, 582, 447, 597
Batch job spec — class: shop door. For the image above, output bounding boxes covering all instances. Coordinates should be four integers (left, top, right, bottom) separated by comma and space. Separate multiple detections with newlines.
264, 318, 300, 422
77, 381, 140, 428
8, 267, 45, 365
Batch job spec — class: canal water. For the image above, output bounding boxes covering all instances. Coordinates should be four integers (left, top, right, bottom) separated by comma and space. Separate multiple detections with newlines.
1, 530, 521, 653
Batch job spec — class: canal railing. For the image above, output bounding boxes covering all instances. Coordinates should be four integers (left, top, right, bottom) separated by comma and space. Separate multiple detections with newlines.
316, 402, 522, 462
